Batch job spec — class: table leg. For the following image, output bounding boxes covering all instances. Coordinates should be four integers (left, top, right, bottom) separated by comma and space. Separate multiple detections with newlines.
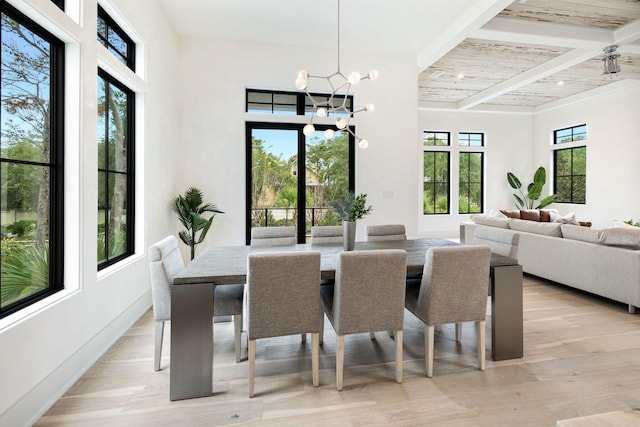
491, 265, 523, 360
170, 283, 214, 400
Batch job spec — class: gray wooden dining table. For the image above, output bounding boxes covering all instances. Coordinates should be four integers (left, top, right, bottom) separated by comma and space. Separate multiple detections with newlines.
169, 238, 523, 401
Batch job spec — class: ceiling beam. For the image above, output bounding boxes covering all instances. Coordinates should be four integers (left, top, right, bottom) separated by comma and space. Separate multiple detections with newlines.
416, 0, 513, 73
457, 48, 599, 110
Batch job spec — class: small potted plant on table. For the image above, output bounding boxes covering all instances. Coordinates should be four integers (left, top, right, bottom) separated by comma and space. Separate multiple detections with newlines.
329, 192, 373, 251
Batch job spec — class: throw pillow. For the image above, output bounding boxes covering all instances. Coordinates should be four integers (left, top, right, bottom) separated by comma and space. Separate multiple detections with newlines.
470, 214, 511, 229
488, 209, 508, 218
520, 209, 541, 221
550, 211, 579, 225
499, 209, 520, 219
561, 224, 601, 243
539, 209, 555, 222
599, 227, 640, 249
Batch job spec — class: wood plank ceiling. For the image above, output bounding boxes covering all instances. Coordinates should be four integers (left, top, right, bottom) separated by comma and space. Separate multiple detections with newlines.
419, 0, 640, 111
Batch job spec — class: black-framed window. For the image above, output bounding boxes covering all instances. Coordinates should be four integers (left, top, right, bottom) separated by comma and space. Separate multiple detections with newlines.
459, 132, 484, 147
1, 2, 65, 318
246, 122, 355, 244
555, 124, 586, 144
97, 5, 135, 71
246, 89, 353, 117
554, 146, 586, 204
423, 131, 450, 214
459, 152, 484, 214
51, 0, 64, 10
97, 70, 135, 269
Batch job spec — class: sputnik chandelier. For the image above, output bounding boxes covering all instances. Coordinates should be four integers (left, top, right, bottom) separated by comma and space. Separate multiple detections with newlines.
294, 0, 378, 149
602, 45, 621, 76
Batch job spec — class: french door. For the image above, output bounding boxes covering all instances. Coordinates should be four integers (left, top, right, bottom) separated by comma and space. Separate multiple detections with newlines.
246, 122, 354, 244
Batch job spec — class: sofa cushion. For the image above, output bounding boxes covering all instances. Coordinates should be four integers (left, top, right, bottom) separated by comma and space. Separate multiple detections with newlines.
561, 224, 601, 243
470, 214, 511, 228
539, 209, 553, 222
599, 227, 640, 249
520, 209, 541, 221
509, 219, 562, 237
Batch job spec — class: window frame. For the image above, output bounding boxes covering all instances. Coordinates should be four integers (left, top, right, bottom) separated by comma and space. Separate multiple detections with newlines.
422, 131, 450, 215
97, 69, 136, 270
97, 5, 135, 71
246, 88, 353, 117
0, 2, 65, 318
553, 145, 586, 204
458, 151, 484, 214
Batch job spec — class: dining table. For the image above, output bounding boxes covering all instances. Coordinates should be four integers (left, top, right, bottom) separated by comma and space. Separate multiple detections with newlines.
169, 238, 523, 401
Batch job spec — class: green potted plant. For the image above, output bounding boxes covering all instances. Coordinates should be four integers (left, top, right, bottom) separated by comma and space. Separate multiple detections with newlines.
329, 192, 373, 251
506, 166, 557, 209
171, 187, 224, 259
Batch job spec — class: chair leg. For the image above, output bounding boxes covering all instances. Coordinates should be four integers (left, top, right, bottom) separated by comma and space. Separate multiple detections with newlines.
301, 333, 306, 343
234, 313, 243, 363
477, 320, 486, 371
336, 335, 345, 391
319, 311, 324, 346
425, 324, 435, 378
312, 332, 319, 387
154, 321, 164, 371
455, 322, 462, 342
370, 332, 375, 340
248, 339, 256, 398
395, 330, 403, 383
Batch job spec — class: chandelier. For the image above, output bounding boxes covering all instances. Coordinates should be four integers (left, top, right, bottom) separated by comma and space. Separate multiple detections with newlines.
294, 0, 378, 149
602, 45, 621, 75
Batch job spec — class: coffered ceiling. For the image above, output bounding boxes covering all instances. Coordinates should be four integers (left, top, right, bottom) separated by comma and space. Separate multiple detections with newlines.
159, 0, 640, 113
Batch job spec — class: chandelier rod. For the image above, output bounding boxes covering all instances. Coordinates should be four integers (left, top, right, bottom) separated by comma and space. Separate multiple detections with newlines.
336, 0, 341, 73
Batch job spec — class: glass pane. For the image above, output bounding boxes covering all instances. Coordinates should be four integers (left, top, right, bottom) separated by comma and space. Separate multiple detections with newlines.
97, 171, 106, 263
272, 104, 297, 115
105, 81, 128, 173
555, 176, 571, 201
305, 130, 348, 234
572, 146, 586, 174
251, 128, 298, 229
247, 92, 272, 104
424, 132, 449, 146
555, 149, 571, 176
572, 175, 586, 203
247, 103, 273, 114
107, 173, 127, 258
97, 16, 107, 41
1, 14, 51, 163
1, 163, 50, 308
97, 78, 106, 169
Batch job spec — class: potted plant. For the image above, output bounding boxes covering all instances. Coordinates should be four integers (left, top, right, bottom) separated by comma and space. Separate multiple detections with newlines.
171, 187, 224, 260
506, 166, 557, 209
328, 192, 373, 251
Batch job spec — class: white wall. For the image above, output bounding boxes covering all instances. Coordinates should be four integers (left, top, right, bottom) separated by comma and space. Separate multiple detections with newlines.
0, 1, 179, 425
175, 36, 419, 246
417, 109, 535, 237
533, 83, 640, 229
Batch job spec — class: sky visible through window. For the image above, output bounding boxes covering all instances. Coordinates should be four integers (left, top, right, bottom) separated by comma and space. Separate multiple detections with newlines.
252, 129, 298, 160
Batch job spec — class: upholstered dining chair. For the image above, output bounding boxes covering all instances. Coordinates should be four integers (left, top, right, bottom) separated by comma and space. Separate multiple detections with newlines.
471, 226, 520, 260
319, 249, 407, 390
310, 225, 343, 245
404, 245, 491, 378
148, 236, 244, 369
246, 251, 322, 397
365, 224, 407, 242
250, 226, 296, 246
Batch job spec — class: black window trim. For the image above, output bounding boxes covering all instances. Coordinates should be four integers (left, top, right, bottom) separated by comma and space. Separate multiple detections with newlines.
245, 88, 354, 116
422, 150, 450, 215
0, 1, 65, 318
97, 68, 136, 270
553, 145, 586, 204
459, 151, 485, 214
554, 123, 587, 145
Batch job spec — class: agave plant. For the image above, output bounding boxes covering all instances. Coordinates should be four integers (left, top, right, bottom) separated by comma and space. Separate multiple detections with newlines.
171, 187, 224, 259
507, 166, 557, 209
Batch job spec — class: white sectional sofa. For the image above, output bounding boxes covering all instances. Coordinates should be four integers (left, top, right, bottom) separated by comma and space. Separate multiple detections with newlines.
461, 215, 640, 314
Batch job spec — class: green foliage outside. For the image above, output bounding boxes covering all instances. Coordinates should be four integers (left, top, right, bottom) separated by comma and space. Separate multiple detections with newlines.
554, 146, 586, 203
1, 239, 48, 307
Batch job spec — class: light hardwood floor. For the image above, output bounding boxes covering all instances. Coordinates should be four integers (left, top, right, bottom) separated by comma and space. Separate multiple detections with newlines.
35, 275, 640, 426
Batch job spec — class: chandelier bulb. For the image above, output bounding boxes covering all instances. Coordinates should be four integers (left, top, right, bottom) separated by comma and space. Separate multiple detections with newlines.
336, 117, 347, 130
317, 107, 327, 118
348, 71, 361, 84
298, 70, 308, 79
295, 77, 308, 90
365, 103, 375, 113
303, 124, 315, 136
358, 138, 369, 149
368, 70, 379, 80
324, 129, 335, 139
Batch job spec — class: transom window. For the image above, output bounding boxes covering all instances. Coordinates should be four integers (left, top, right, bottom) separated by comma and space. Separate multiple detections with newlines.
1, 2, 65, 318
555, 124, 586, 144
97, 5, 135, 71
459, 132, 484, 147
246, 89, 352, 117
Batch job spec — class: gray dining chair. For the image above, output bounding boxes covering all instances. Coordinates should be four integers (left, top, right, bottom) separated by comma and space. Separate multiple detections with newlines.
246, 251, 322, 397
250, 226, 296, 246
310, 225, 343, 245
404, 245, 491, 377
319, 249, 407, 390
365, 224, 407, 242
471, 226, 520, 260
148, 235, 244, 369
